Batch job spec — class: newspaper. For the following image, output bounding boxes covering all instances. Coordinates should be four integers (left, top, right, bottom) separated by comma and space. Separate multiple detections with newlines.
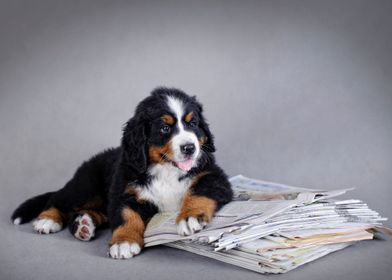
214, 198, 385, 251
144, 175, 390, 273
167, 241, 352, 274
144, 175, 348, 247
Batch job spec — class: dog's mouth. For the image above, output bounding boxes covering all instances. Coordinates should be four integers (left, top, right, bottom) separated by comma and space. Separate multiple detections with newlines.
173, 159, 194, 172
159, 154, 194, 172
159, 153, 196, 172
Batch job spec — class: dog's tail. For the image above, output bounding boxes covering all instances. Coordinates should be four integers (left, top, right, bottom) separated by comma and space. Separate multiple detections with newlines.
11, 192, 55, 225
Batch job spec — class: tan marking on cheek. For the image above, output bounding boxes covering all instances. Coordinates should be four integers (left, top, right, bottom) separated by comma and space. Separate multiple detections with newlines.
109, 208, 145, 246
161, 114, 174, 125
185, 112, 193, 123
148, 141, 174, 163
148, 147, 161, 163
38, 207, 64, 225
198, 137, 206, 146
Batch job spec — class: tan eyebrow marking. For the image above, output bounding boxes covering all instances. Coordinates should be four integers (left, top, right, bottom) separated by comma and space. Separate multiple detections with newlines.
185, 112, 193, 123
161, 114, 174, 125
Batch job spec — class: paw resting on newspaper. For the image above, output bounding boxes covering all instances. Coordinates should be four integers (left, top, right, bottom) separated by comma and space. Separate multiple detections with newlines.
11, 88, 233, 260
176, 193, 217, 236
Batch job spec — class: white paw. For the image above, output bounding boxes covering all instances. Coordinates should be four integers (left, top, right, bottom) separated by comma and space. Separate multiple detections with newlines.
13, 217, 21, 225
73, 214, 96, 241
33, 218, 62, 234
108, 242, 141, 259
177, 217, 206, 236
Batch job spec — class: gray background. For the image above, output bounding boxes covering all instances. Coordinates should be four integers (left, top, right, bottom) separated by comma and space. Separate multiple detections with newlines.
0, 0, 391, 279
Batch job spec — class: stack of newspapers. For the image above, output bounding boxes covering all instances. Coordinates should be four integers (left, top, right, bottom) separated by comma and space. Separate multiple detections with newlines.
144, 175, 391, 274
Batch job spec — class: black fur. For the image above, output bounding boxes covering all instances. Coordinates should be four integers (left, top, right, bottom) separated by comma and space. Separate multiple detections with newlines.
11, 191, 55, 224
11, 87, 233, 242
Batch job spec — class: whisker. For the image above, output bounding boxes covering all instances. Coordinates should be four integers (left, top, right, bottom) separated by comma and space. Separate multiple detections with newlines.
201, 143, 214, 153
200, 145, 212, 165
159, 152, 169, 162
159, 139, 174, 162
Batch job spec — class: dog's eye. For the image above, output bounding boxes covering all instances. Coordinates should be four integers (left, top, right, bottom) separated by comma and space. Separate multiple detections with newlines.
160, 125, 171, 134
188, 121, 197, 128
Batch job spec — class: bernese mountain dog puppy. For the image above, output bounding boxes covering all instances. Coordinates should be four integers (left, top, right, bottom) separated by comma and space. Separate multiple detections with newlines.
11, 87, 233, 259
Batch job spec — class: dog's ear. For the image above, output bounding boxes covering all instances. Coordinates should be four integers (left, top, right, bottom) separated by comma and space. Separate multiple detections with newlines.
194, 98, 216, 153
121, 115, 148, 174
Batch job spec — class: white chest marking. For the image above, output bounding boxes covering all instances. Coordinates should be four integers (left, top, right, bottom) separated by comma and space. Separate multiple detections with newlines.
136, 164, 191, 212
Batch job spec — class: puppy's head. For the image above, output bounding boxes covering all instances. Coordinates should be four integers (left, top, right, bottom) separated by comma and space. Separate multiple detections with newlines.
122, 87, 215, 174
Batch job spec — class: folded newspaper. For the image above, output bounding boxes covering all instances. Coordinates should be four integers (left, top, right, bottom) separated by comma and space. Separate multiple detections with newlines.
144, 175, 391, 274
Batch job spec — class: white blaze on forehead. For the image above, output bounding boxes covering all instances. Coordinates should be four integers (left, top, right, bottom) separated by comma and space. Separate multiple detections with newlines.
167, 96, 185, 124
166, 96, 200, 163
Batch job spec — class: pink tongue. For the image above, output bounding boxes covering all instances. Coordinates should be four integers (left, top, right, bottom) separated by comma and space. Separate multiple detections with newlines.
176, 159, 193, 171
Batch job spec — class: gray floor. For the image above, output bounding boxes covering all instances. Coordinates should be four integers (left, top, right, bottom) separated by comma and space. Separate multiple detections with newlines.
1, 0, 392, 279
1, 201, 392, 280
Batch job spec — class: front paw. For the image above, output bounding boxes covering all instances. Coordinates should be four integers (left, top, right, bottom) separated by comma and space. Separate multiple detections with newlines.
176, 216, 208, 236
108, 242, 141, 259
176, 195, 216, 236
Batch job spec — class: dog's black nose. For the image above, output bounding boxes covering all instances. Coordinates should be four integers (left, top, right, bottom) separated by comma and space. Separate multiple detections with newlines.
180, 143, 195, 156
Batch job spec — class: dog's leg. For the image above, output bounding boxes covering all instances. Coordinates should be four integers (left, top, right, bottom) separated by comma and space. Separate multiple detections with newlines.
33, 207, 64, 234
31, 154, 108, 235
176, 194, 216, 236
108, 188, 158, 259
70, 210, 108, 241
176, 169, 233, 236
108, 208, 145, 259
